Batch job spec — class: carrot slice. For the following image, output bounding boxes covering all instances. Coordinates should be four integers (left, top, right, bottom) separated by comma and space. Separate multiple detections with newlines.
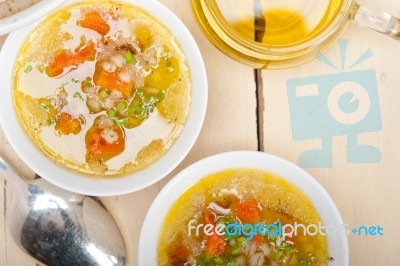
205, 234, 228, 258
85, 117, 125, 162
236, 199, 260, 224
46, 41, 96, 78
252, 234, 265, 245
93, 62, 134, 98
202, 208, 228, 257
55, 112, 83, 135
77, 11, 110, 36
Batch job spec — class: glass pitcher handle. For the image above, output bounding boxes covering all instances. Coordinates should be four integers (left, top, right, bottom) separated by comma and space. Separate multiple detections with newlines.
351, 4, 400, 40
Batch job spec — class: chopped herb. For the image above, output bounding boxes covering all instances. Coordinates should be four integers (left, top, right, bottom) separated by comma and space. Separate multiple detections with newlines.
223, 233, 236, 240
236, 237, 247, 246
145, 96, 158, 107
58, 82, 69, 90
213, 257, 223, 264
127, 91, 161, 120
124, 51, 134, 64
115, 118, 128, 126
300, 259, 311, 266
196, 254, 236, 266
37, 64, 45, 73
41, 103, 50, 111
50, 98, 58, 107
71, 78, 80, 83
274, 250, 284, 261
195, 256, 208, 266
137, 90, 144, 98
283, 243, 296, 253
73, 92, 84, 101
226, 236, 247, 255
24, 65, 33, 73
84, 79, 92, 87
273, 242, 297, 262
157, 90, 165, 101
47, 118, 55, 126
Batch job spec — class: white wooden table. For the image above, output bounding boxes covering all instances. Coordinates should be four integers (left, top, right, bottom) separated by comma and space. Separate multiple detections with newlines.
0, 0, 399, 265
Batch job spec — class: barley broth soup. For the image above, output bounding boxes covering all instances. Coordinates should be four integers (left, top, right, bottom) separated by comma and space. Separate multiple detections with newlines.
159, 169, 329, 266
13, 1, 191, 176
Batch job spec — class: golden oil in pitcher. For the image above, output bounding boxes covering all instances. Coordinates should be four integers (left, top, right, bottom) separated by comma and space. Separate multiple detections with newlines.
192, 0, 346, 67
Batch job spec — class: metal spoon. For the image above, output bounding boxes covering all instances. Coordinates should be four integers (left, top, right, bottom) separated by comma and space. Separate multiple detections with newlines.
0, 155, 126, 266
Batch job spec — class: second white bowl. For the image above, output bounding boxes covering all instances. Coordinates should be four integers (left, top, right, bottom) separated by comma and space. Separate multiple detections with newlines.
138, 151, 349, 265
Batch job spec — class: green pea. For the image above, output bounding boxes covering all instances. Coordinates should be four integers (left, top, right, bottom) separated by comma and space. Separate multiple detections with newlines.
117, 101, 128, 111
106, 108, 116, 118
99, 89, 108, 99
124, 51, 134, 64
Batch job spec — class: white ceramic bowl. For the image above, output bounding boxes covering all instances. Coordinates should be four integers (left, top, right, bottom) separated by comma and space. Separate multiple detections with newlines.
139, 151, 349, 265
0, 0, 64, 36
0, 0, 207, 196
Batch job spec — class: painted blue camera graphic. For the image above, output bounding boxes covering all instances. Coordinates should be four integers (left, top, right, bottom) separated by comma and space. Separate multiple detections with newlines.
287, 69, 382, 168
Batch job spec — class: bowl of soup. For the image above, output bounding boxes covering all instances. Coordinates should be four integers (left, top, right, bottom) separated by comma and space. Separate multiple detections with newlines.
0, 0, 207, 196
139, 151, 349, 265
0, 0, 65, 36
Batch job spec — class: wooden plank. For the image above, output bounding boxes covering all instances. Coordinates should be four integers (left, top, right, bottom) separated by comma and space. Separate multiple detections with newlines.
0, 0, 258, 265
262, 2, 400, 265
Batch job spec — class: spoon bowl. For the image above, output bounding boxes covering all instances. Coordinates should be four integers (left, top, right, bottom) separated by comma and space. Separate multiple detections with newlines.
0, 155, 126, 266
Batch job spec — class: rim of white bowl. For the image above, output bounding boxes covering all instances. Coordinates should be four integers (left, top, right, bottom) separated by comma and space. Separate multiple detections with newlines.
138, 151, 349, 266
0, 0, 208, 196
0, 0, 65, 36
